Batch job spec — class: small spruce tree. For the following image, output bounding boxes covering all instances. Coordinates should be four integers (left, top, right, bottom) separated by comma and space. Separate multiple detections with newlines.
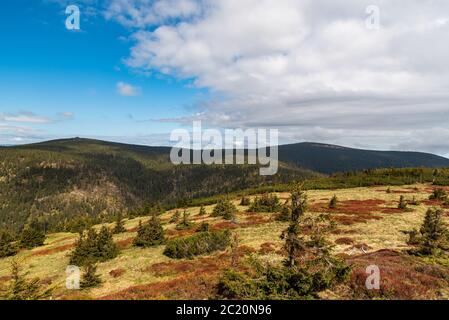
80, 264, 102, 289
5, 260, 50, 300
281, 184, 307, 267
113, 213, 126, 234
0, 230, 18, 258
418, 209, 448, 255
212, 199, 237, 220
176, 210, 193, 230
398, 195, 408, 210
133, 215, 165, 248
19, 220, 45, 249
329, 195, 338, 209
169, 210, 181, 223
198, 206, 207, 216
240, 196, 251, 206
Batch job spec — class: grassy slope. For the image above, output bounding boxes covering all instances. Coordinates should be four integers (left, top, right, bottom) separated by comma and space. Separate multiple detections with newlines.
1, 183, 448, 300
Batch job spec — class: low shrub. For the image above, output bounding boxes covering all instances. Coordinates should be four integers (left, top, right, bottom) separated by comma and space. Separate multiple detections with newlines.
429, 188, 448, 201
80, 264, 102, 289
133, 216, 165, 248
329, 195, 338, 209
69, 227, 119, 266
248, 194, 281, 213
240, 197, 251, 206
212, 199, 237, 220
163, 230, 231, 259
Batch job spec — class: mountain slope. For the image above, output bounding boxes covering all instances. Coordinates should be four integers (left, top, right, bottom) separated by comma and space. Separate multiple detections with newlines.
1, 138, 448, 232
279, 142, 449, 174
0, 138, 314, 232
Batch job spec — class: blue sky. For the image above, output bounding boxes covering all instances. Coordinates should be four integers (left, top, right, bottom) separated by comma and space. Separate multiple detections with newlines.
1, 1, 448, 156
0, 0, 205, 145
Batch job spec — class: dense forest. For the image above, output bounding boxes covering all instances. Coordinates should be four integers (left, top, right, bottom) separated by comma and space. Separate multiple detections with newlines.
0, 138, 315, 233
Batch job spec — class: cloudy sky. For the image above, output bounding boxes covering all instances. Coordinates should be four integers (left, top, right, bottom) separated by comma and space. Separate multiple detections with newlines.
1, 0, 449, 156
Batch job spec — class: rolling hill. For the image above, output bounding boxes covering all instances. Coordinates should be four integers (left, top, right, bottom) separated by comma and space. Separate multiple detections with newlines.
0, 138, 448, 232
278, 142, 449, 174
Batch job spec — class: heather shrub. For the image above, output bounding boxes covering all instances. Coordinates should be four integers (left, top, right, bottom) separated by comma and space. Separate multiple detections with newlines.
163, 230, 231, 259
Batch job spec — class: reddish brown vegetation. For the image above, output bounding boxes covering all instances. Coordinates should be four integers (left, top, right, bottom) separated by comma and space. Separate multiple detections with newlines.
109, 268, 125, 278
344, 250, 449, 300
104, 246, 255, 300
258, 242, 277, 254
335, 237, 355, 245
102, 274, 217, 300
31, 243, 74, 256
116, 238, 134, 249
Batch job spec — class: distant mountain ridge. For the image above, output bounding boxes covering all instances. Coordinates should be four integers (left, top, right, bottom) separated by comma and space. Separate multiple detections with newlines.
278, 142, 449, 174
1, 138, 448, 232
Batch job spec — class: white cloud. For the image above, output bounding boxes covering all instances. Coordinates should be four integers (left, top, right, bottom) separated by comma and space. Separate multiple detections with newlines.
105, 1, 449, 155
116, 81, 142, 96
0, 111, 52, 124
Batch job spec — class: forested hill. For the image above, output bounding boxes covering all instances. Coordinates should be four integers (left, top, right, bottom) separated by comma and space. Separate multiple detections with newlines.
0, 138, 314, 232
1, 138, 448, 232
278, 142, 449, 174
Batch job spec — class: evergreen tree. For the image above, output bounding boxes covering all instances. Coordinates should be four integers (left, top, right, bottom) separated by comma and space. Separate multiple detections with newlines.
196, 222, 210, 233
176, 210, 193, 230
240, 196, 251, 206
19, 220, 45, 249
0, 231, 18, 258
198, 206, 207, 216
329, 195, 338, 209
418, 209, 448, 255
113, 213, 126, 234
5, 260, 51, 300
169, 210, 180, 223
96, 227, 119, 261
212, 199, 237, 220
69, 227, 118, 266
133, 215, 165, 248
80, 264, 102, 289
281, 184, 307, 267
398, 195, 408, 210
